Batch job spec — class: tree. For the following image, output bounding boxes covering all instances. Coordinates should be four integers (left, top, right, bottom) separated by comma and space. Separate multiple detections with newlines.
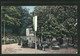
33, 6, 77, 41
1, 6, 31, 36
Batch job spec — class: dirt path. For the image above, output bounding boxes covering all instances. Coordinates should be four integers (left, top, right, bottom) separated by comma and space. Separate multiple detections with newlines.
2, 43, 50, 54
2, 43, 78, 54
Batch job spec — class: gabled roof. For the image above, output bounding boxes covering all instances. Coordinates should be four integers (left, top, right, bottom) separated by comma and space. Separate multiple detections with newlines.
26, 25, 33, 28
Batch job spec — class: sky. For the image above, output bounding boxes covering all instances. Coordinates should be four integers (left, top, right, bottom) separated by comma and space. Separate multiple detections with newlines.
22, 6, 35, 13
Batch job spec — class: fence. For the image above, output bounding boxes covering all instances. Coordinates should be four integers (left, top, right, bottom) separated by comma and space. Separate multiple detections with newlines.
1, 36, 27, 45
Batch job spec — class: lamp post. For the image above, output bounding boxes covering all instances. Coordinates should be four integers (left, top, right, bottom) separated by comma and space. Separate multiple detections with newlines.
4, 22, 5, 44
1, 6, 6, 44
35, 31, 37, 49
33, 16, 37, 50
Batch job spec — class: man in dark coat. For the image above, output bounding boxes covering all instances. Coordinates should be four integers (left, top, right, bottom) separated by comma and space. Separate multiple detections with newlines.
58, 37, 63, 46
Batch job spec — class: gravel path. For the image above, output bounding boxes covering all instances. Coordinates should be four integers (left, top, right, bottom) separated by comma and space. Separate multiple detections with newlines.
2, 43, 50, 54
2, 43, 78, 54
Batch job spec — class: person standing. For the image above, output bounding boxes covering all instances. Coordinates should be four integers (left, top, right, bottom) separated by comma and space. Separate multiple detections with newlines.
66, 37, 69, 48
58, 37, 63, 46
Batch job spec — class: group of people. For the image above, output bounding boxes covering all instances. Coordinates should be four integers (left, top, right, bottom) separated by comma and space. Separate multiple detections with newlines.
56, 37, 69, 47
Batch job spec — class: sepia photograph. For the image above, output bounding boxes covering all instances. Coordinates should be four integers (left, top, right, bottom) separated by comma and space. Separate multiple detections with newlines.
1, 6, 78, 54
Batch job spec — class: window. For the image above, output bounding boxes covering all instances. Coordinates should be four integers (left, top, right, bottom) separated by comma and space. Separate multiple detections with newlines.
29, 29, 33, 34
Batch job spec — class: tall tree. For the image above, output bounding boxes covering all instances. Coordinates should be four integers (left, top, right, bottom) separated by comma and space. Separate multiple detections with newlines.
33, 6, 77, 40
1, 6, 31, 36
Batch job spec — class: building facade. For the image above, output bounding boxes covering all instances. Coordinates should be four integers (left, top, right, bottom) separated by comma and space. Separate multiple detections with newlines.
26, 25, 35, 44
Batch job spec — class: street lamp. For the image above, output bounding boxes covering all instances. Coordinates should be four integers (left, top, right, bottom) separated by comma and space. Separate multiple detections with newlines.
1, 6, 6, 44
4, 22, 5, 44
